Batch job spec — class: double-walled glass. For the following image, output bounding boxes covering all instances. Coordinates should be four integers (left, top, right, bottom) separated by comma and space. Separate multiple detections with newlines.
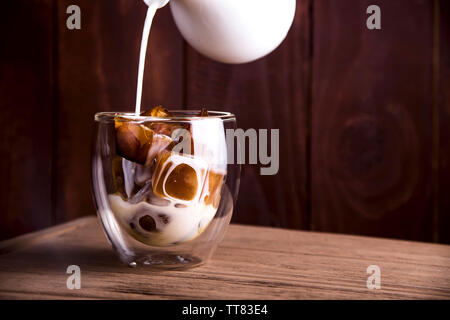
92, 110, 240, 269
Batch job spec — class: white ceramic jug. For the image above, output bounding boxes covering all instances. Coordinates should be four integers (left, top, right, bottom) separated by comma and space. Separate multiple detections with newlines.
145, 0, 296, 64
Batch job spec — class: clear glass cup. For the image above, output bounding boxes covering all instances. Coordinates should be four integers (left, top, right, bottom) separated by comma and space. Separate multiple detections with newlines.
91, 110, 240, 269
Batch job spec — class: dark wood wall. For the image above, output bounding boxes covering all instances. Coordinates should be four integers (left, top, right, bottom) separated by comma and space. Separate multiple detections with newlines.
1, 0, 448, 243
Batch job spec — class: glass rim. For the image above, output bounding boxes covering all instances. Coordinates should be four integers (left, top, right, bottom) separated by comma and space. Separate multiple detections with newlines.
95, 110, 236, 123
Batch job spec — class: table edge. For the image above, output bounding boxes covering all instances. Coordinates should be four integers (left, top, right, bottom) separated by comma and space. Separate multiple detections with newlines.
0, 216, 97, 255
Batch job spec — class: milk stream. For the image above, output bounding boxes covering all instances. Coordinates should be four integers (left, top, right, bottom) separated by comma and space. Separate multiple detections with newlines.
135, 3, 159, 116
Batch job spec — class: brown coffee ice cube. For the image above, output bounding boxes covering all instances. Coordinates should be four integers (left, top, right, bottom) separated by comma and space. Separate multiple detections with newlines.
198, 108, 209, 117
115, 120, 154, 164
152, 151, 208, 202
202, 170, 225, 208
141, 105, 172, 118
142, 106, 174, 137
142, 106, 191, 139
115, 108, 174, 165
145, 133, 172, 166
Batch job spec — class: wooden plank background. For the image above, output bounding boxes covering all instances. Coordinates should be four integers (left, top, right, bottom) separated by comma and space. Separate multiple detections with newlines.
438, 0, 450, 244
0, 1, 54, 239
185, 1, 312, 229
311, 0, 434, 241
0, 0, 448, 243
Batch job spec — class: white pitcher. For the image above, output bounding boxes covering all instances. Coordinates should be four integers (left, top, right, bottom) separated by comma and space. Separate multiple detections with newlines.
145, 0, 296, 64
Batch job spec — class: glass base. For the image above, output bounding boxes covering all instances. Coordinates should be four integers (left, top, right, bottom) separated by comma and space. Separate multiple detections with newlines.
127, 253, 204, 270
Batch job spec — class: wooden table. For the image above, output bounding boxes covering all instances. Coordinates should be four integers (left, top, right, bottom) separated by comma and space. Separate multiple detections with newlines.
0, 216, 448, 299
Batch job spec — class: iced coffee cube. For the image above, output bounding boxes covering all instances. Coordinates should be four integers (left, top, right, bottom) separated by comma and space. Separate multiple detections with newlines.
142, 106, 190, 138
141, 105, 172, 118
145, 132, 172, 165
152, 151, 208, 203
148, 122, 190, 139
202, 170, 225, 208
115, 114, 174, 166
115, 121, 154, 164
198, 108, 209, 117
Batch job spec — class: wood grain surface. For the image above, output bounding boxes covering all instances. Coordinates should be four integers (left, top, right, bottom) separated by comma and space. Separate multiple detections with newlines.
0, 1, 54, 239
185, 0, 312, 230
311, 0, 434, 241
0, 217, 448, 299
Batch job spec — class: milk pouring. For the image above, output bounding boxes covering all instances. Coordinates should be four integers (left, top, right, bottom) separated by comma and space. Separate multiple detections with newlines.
135, 0, 296, 114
